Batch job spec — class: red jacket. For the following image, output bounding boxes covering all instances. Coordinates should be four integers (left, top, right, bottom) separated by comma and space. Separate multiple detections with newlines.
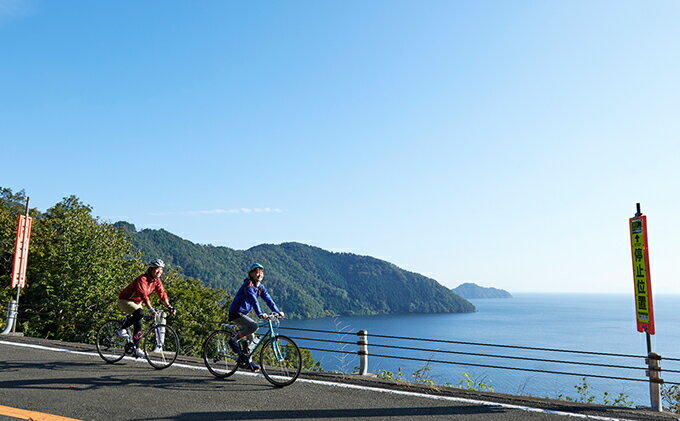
118, 274, 168, 308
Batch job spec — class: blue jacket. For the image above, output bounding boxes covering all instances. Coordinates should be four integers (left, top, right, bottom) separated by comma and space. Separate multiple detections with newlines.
229, 278, 281, 317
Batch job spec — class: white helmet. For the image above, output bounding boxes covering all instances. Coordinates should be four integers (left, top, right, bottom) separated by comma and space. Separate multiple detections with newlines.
149, 259, 165, 268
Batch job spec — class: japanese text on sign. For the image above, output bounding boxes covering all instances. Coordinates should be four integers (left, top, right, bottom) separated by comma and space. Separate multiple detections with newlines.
629, 215, 655, 334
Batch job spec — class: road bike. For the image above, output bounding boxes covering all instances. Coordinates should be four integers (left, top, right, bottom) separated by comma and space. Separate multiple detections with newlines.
202, 313, 302, 387
96, 310, 180, 370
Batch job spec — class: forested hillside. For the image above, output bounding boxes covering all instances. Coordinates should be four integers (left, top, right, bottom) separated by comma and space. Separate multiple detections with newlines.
453, 282, 512, 299
119, 224, 475, 319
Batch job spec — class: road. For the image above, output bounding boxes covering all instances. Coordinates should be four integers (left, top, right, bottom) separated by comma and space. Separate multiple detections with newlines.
0, 337, 675, 421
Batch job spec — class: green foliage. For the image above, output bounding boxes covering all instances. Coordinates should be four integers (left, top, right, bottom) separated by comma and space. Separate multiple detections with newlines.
161, 270, 231, 357
377, 367, 405, 383
412, 363, 436, 385
456, 372, 494, 392
604, 391, 634, 407
662, 384, 680, 413
555, 377, 633, 407
300, 347, 323, 371
574, 377, 596, 403
124, 226, 476, 319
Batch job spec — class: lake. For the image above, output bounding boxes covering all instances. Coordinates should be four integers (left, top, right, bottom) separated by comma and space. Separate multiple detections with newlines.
282, 293, 680, 406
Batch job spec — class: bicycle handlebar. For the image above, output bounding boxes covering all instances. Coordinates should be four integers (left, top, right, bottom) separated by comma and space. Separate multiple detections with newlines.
143, 309, 175, 321
260, 313, 285, 320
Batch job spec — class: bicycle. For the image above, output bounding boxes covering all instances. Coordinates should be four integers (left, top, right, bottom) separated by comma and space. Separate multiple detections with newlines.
202, 313, 302, 387
96, 310, 180, 370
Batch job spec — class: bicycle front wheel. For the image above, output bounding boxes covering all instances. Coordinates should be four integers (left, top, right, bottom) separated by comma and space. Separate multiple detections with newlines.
259, 335, 302, 387
96, 320, 128, 364
203, 329, 239, 378
143, 324, 179, 369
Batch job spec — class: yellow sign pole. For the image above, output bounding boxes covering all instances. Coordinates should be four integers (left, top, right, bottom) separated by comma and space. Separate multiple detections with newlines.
630, 203, 662, 411
629, 203, 655, 345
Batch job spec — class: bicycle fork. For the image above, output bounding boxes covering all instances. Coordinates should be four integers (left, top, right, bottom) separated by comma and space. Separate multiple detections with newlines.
271, 338, 285, 362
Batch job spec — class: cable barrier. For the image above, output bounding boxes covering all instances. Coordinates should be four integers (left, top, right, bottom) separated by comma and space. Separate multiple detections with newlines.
278, 326, 680, 387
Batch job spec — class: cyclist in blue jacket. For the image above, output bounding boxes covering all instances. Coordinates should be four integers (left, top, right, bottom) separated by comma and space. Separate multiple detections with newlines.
228, 263, 284, 371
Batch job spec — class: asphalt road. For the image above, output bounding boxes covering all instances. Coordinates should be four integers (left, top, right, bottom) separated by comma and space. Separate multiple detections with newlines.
0, 337, 676, 421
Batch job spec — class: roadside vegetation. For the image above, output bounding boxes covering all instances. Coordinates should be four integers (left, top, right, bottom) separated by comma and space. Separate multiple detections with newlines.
376, 364, 638, 408
661, 384, 680, 413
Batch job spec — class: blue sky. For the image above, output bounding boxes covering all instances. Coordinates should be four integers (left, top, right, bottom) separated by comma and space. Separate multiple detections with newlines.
1, 0, 679, 293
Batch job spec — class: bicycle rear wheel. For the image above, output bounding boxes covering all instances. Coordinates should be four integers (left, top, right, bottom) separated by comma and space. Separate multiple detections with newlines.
96, 320, 128, 363
203, 329, 239, 378
143, 324, 179, 369
259, 335, 301, 387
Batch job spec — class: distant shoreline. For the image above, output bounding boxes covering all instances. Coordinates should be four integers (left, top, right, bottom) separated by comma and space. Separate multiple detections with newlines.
505, 291, 680, 296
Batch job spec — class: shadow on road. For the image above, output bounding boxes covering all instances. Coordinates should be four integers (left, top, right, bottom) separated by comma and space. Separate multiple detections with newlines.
0, 358, 278, 393
0, 360, 97, 372
0, 374, 277, 393
134, 405, 507, 420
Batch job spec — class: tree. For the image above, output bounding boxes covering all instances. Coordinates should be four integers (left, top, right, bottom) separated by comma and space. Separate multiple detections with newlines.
161, 270, 232, 357
19, 196, 142, 343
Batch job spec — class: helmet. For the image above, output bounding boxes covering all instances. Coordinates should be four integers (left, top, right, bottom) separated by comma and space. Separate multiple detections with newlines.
149, 259, 165, 268
247, 263, 264, 273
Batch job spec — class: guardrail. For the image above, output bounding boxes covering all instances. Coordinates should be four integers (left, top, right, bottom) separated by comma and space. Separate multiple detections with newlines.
278, 326, 678, 411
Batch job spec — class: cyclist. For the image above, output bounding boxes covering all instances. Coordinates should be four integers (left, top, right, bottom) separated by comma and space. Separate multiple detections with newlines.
228, 263, 284, 372
117, 258, 176, 358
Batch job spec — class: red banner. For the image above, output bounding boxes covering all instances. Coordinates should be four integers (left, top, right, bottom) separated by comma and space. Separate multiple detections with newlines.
10, 215, 32, 288
629, 215, 655, 334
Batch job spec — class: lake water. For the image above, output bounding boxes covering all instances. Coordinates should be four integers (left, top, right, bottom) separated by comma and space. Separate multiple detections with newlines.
282, 293, 680, 406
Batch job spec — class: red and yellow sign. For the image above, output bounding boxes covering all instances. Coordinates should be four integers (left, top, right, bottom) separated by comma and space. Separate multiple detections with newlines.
10, 214, 32, 288
629, 215, 655, 334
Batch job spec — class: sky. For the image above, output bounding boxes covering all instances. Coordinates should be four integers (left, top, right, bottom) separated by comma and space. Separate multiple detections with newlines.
1, 0, 679, 294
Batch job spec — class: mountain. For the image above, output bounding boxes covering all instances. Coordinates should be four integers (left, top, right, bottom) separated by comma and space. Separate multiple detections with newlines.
452, 282, 512, 299
115, 223, 475, 319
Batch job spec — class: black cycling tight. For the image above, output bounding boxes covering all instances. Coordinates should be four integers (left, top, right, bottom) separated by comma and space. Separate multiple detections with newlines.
121, 308, 144, 344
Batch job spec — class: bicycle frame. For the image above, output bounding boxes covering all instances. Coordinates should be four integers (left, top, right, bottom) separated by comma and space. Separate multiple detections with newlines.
243, 317, 279, 359
121, 311, 167, 348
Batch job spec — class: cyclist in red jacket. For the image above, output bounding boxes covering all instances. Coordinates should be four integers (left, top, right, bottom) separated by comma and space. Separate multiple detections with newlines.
117, 259, 176, 357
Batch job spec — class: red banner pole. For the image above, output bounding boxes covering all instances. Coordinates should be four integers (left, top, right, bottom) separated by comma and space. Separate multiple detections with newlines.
12, 197, 30, 333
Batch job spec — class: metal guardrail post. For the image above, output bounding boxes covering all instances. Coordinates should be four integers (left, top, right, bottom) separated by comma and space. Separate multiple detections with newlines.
646, 352, 663, 411
1, 300, 18, 335
357, 330, 368, 375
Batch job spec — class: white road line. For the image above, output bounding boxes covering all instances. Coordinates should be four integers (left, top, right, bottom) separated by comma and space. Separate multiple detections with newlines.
0, 340, 635, 421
